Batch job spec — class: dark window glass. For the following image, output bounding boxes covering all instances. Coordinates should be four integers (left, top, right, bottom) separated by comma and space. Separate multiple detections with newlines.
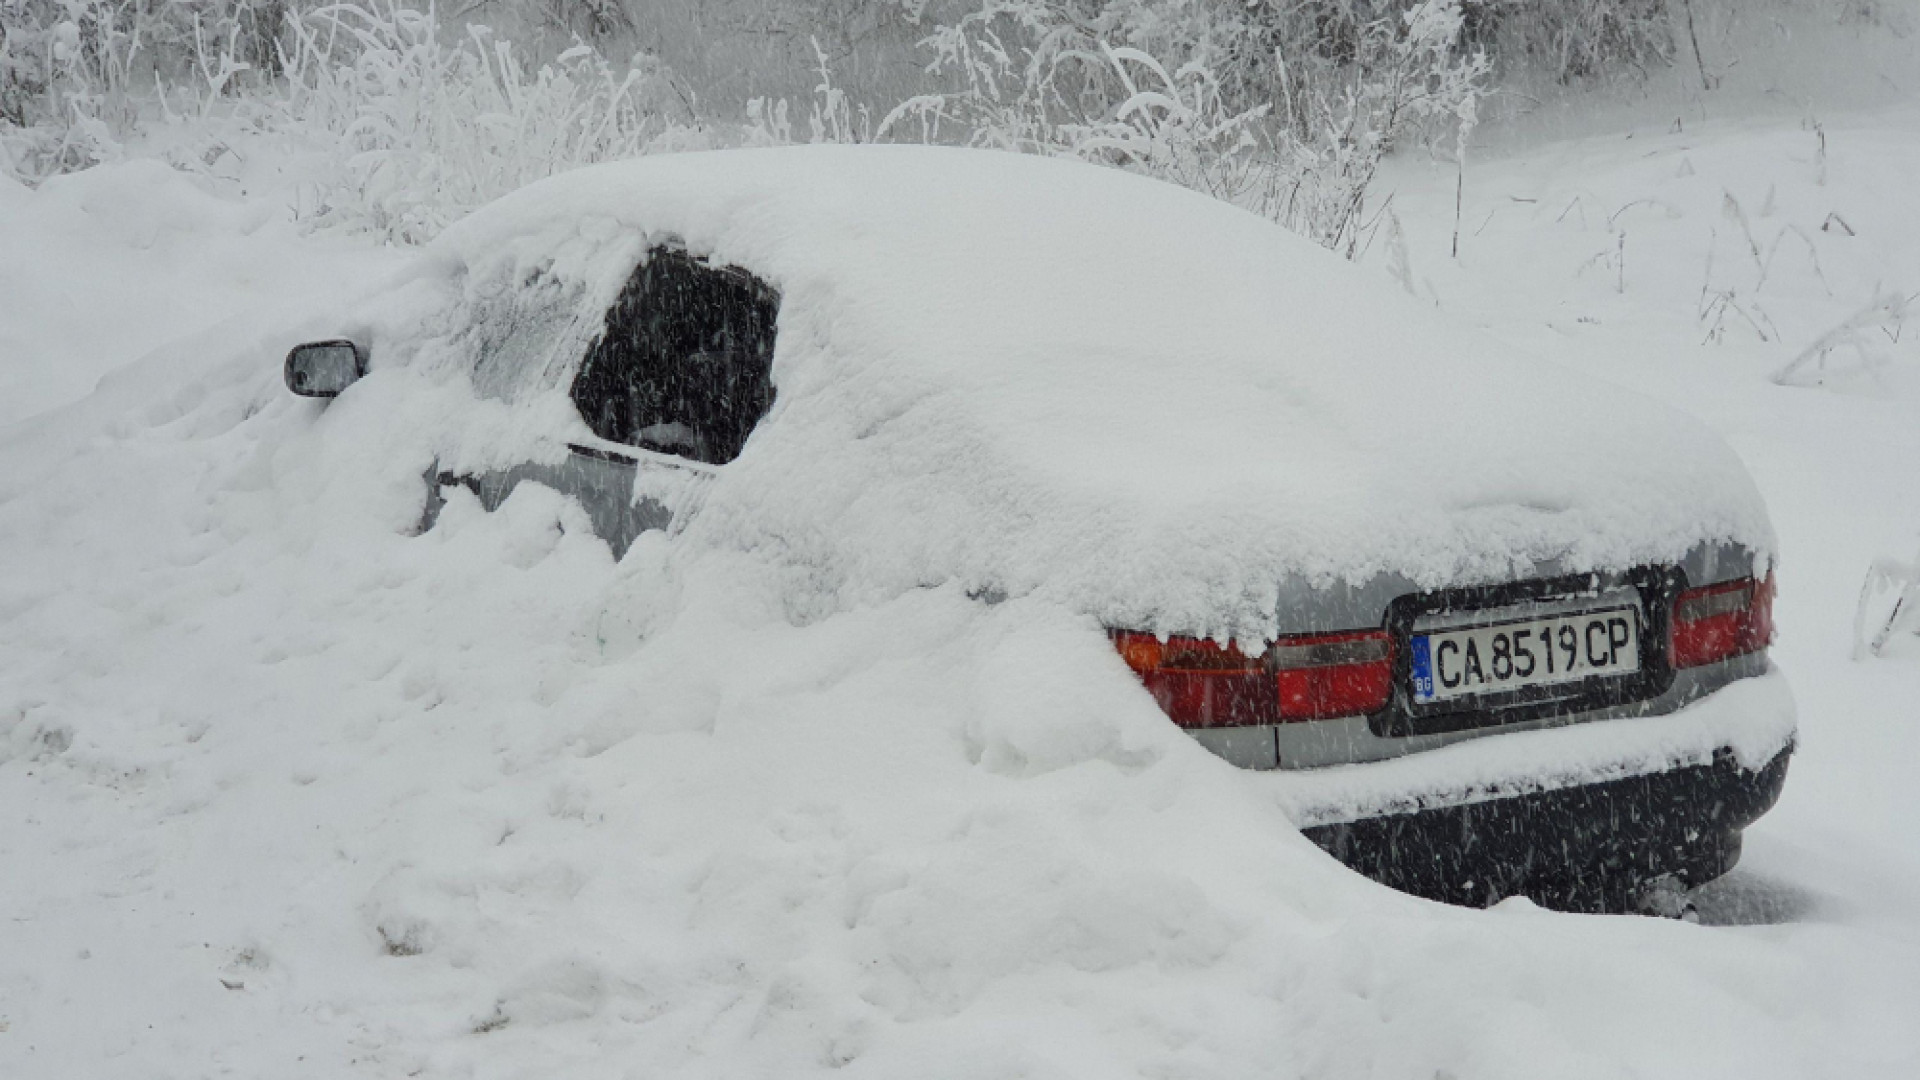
571, 248, 779, 465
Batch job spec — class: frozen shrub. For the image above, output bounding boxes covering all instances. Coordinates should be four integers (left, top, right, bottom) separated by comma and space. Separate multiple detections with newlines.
1481, 0, 1675, 80
1857, 548, 1920, 660
881, 0, 1486, 251
256, 1, 704, 240
0, 0, 304, 177
0, 0, 142, 175
0, 0, 1758, 247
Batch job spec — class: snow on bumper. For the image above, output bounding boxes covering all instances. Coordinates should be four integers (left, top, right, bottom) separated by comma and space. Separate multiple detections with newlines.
1272, 666, 1797, 830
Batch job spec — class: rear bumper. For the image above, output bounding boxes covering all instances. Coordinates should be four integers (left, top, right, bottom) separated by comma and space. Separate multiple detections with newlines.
1264, 664, 1797, 911
1302, 744, 1791, 912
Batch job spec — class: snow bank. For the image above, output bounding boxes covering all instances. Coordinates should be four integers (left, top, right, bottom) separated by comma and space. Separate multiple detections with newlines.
0, 158, 409, 427
362, 145, 1776, 644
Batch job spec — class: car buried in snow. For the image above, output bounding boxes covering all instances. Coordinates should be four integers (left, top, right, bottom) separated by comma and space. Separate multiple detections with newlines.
283, 145, 1794, 916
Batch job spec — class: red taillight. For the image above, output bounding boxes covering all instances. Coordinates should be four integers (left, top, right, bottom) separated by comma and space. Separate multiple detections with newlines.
1112, 630, 1273, 729
1671, 573, 1774, 669
1271, 629, 1395, 721
1112, 627, 1394, 727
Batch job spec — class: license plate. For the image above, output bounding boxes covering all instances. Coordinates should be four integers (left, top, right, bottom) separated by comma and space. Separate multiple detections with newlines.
1409, 606, 1640, 705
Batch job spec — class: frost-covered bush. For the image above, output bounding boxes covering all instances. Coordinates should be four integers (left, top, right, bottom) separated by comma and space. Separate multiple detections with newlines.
0, 0, 298, 177
1460, 0, 1675, 81
0, 0, 1772, 248
1298, 0, 1676, 84
880, 0, 1485, 251
1857, 547, 1920, 659
0, 0, 146, 174
260, 1, 701, 241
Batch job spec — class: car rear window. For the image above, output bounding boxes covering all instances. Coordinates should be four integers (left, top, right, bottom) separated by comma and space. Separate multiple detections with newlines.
570, 247, 778, 465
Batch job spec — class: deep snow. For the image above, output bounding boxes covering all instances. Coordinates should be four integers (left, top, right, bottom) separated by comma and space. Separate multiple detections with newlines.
0, 161, 409, 428
4, 99, 1920, 1080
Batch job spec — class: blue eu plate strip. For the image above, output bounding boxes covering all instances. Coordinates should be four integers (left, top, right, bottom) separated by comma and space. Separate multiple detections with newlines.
1409, 635, 1434, 703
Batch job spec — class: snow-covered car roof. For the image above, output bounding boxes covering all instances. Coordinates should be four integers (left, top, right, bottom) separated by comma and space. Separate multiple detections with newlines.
371, 144, 1771, 643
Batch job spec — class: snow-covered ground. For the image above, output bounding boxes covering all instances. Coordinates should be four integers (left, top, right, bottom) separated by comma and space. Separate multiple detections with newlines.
5, 91, 1920, 1080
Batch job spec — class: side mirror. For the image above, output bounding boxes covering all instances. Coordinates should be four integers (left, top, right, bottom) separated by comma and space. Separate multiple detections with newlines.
285, 340, 367, 398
